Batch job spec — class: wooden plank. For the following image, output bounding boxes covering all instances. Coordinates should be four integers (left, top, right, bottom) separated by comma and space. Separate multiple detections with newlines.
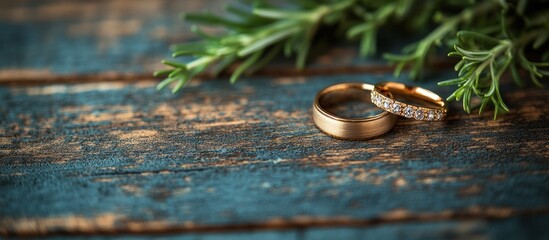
301, 216, 549, 240
0, 0, 420, 84
1, 72, 548, 236
0, 0, 223, 81
29, 216, 545, 239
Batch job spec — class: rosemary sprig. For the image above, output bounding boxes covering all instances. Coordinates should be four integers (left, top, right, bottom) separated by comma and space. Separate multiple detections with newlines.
154, 0, 355, 93
156, 0, 549, 119
435, 2, 549, 118
384, 1, 500, 80
438, 32, 513, 117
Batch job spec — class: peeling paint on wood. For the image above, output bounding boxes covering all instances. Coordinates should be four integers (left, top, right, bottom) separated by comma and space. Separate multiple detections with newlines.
1, 72, 548, 236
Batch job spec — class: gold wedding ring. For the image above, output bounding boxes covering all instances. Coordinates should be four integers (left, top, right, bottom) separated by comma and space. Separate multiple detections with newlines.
313, 83, 398, 140
371, 82, 447, 121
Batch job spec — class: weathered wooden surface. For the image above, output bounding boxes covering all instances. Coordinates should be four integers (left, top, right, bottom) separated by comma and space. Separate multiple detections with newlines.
0, 0, 218, 82
1, 0, 549, 238
12, 216, 541, 239
0, 0, 412, 84
1, 73, 549, 237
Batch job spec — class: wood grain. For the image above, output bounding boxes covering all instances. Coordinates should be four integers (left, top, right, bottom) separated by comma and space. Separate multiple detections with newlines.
1, 72, 548, 236
2, 216, 549, 239
0, 0, 431, 84
1, 0, 548, 238
0, 0, 223, 82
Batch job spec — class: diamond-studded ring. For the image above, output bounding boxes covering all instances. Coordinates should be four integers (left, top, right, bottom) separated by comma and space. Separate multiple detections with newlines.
371, 82, 448, 121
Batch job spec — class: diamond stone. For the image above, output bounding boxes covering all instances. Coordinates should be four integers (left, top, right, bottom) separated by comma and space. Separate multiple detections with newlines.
383, 99, 392, 109
437, 111, 444, 120
427, 110, 435, 121
404, 106, 414, 118
392, 103, 401, 113
373, 94, 380, 106
415, 109, 424, 120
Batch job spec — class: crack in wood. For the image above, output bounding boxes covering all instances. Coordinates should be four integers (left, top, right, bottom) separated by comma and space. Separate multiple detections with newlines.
1, 207, 548, 237
0, 59, 456, 85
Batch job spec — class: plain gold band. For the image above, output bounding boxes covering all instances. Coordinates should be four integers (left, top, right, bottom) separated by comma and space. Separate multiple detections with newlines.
372, 82, 448, 121
313, 83, 398, 140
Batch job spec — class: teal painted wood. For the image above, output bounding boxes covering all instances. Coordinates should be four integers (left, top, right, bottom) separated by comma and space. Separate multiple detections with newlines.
64, 216, 549, 240
0, 0, 408, 82
301, 216, 549, 240
1, 0, 548, 237
0, 0, 223, 77
1, 72, 548, 236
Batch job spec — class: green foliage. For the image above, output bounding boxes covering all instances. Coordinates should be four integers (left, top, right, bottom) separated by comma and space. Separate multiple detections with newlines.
156, 0, 549, 118
439, 33, 513, 118
155, 0, 356, 93
434, 1, 549, 118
